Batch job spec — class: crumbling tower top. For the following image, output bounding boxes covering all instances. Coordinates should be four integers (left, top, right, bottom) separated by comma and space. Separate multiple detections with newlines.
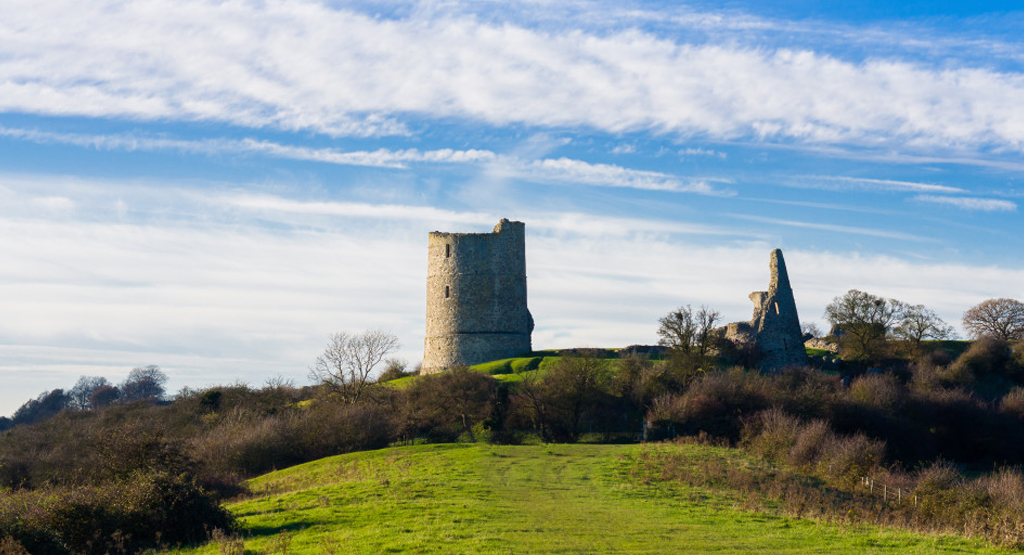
749, 249, 807, 369
421, 219, 533, 374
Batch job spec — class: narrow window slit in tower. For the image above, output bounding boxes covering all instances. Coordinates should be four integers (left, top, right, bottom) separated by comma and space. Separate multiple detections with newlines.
774, 302, 779, 314
446, 244, 450, 258
445, 285, 450, 298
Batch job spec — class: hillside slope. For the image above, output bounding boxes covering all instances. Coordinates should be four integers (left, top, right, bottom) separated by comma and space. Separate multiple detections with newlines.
168, 443, 1010, 554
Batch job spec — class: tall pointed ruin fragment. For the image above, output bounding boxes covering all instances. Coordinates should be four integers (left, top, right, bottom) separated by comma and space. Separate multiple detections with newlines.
724, 249, 808, 369
749, 249, 807, 369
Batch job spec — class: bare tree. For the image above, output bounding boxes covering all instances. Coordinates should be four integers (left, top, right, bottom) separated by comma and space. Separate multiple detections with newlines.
513, 366, 554, 442
801, 322, 823, 338
893, 304, 954, 355
541, 349, 612, 443
963, 298, 1024, 341
310, 330, 399, 403
120, 366, 168, 403
406, 367, 495, 442
657, 305, 721, 358
68, 375, 111, 410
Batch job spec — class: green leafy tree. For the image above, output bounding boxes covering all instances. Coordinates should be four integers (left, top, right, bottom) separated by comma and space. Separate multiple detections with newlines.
824, 289, 906, 363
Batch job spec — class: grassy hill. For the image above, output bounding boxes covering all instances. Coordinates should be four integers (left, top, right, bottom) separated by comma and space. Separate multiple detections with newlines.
166, 443, 1009, 554
387, 350, 633, 388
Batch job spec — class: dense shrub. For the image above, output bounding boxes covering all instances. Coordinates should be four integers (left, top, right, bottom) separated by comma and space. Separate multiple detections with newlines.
0, 472, 233, 555
949, 337, 1021, 384
404, 368, 497, 442
847, 374, 901, 410
0, 537, 29, 555
189, 399, 394, 478
999, 387, 1024, 418
633, 441, 1024, 548
742, 409, 885, 488
647, 368, 774, 441
511, 351, 617, 443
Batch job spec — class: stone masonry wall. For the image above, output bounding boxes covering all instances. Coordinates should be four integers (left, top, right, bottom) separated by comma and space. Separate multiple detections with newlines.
422, 219, 533, 374
749, 249, 808, 369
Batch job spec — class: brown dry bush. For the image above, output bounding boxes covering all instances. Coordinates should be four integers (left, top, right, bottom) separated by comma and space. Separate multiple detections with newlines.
817, 432, 885, 488
741, 408, 800, 461
773, 368, 842, 418
786, 418, 831, 468
950, 336, 1016, 382
0, 537, 29, 555
998, 387, 1024, 418
650, 368, 776, 441
743, 409, 884, 489
189, 400, 393, 478
189, 409, 300, 476
979, 467, 1024, 510
848, 373, 901, 410
636, 440, 1024, 549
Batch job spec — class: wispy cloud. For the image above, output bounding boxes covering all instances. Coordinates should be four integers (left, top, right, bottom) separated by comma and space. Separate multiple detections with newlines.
913, 195, 1018, 212
492, 157, 731, 195
1, 126, 730, 195
731, 214, 931, 242
680, 148, 727, 160
221, 193, 741, 238
0, 127, 495, 169
224, 194, 497, 227
797, 175, 965, 194
3, 1, 1024, 152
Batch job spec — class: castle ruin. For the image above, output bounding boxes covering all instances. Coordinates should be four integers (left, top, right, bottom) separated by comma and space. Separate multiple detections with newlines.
421, 219, 534, 374
725, 249, 808, 369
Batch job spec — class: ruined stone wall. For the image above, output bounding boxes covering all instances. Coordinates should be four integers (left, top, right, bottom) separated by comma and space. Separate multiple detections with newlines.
749, 249, 808, 369
422, 219, 533, 374
723, 249, 808, 369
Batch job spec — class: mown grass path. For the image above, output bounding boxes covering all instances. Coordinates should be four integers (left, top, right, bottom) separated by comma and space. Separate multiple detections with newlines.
168, 444, 1011, 554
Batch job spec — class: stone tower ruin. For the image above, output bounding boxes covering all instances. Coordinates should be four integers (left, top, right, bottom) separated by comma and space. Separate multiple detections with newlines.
421, 218, 533, 374
750, 249, 808, 368
725, 249, 808, 369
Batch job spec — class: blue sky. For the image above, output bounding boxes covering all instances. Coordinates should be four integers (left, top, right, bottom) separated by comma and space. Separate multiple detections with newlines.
1, 0, 1023, 415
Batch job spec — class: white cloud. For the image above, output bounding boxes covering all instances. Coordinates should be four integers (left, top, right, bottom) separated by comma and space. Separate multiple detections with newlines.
221, 193, 742, 238
798, 176, 966, 194
2, 1, 1023, 152
223, 194, 498, 227
680, 148, 727, 159
237, 140, 498, 168
731, 214, 931, 242
913, 195, 1018, 212
0, 126, 496, 169
1, 126, 730, 195
493, 157, 731, 194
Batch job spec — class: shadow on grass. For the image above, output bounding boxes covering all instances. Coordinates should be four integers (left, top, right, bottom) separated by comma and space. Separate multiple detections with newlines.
244, 522, 314, 537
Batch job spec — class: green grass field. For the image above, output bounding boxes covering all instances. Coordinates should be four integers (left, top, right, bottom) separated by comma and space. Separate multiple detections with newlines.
166, 443, 1011, 554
